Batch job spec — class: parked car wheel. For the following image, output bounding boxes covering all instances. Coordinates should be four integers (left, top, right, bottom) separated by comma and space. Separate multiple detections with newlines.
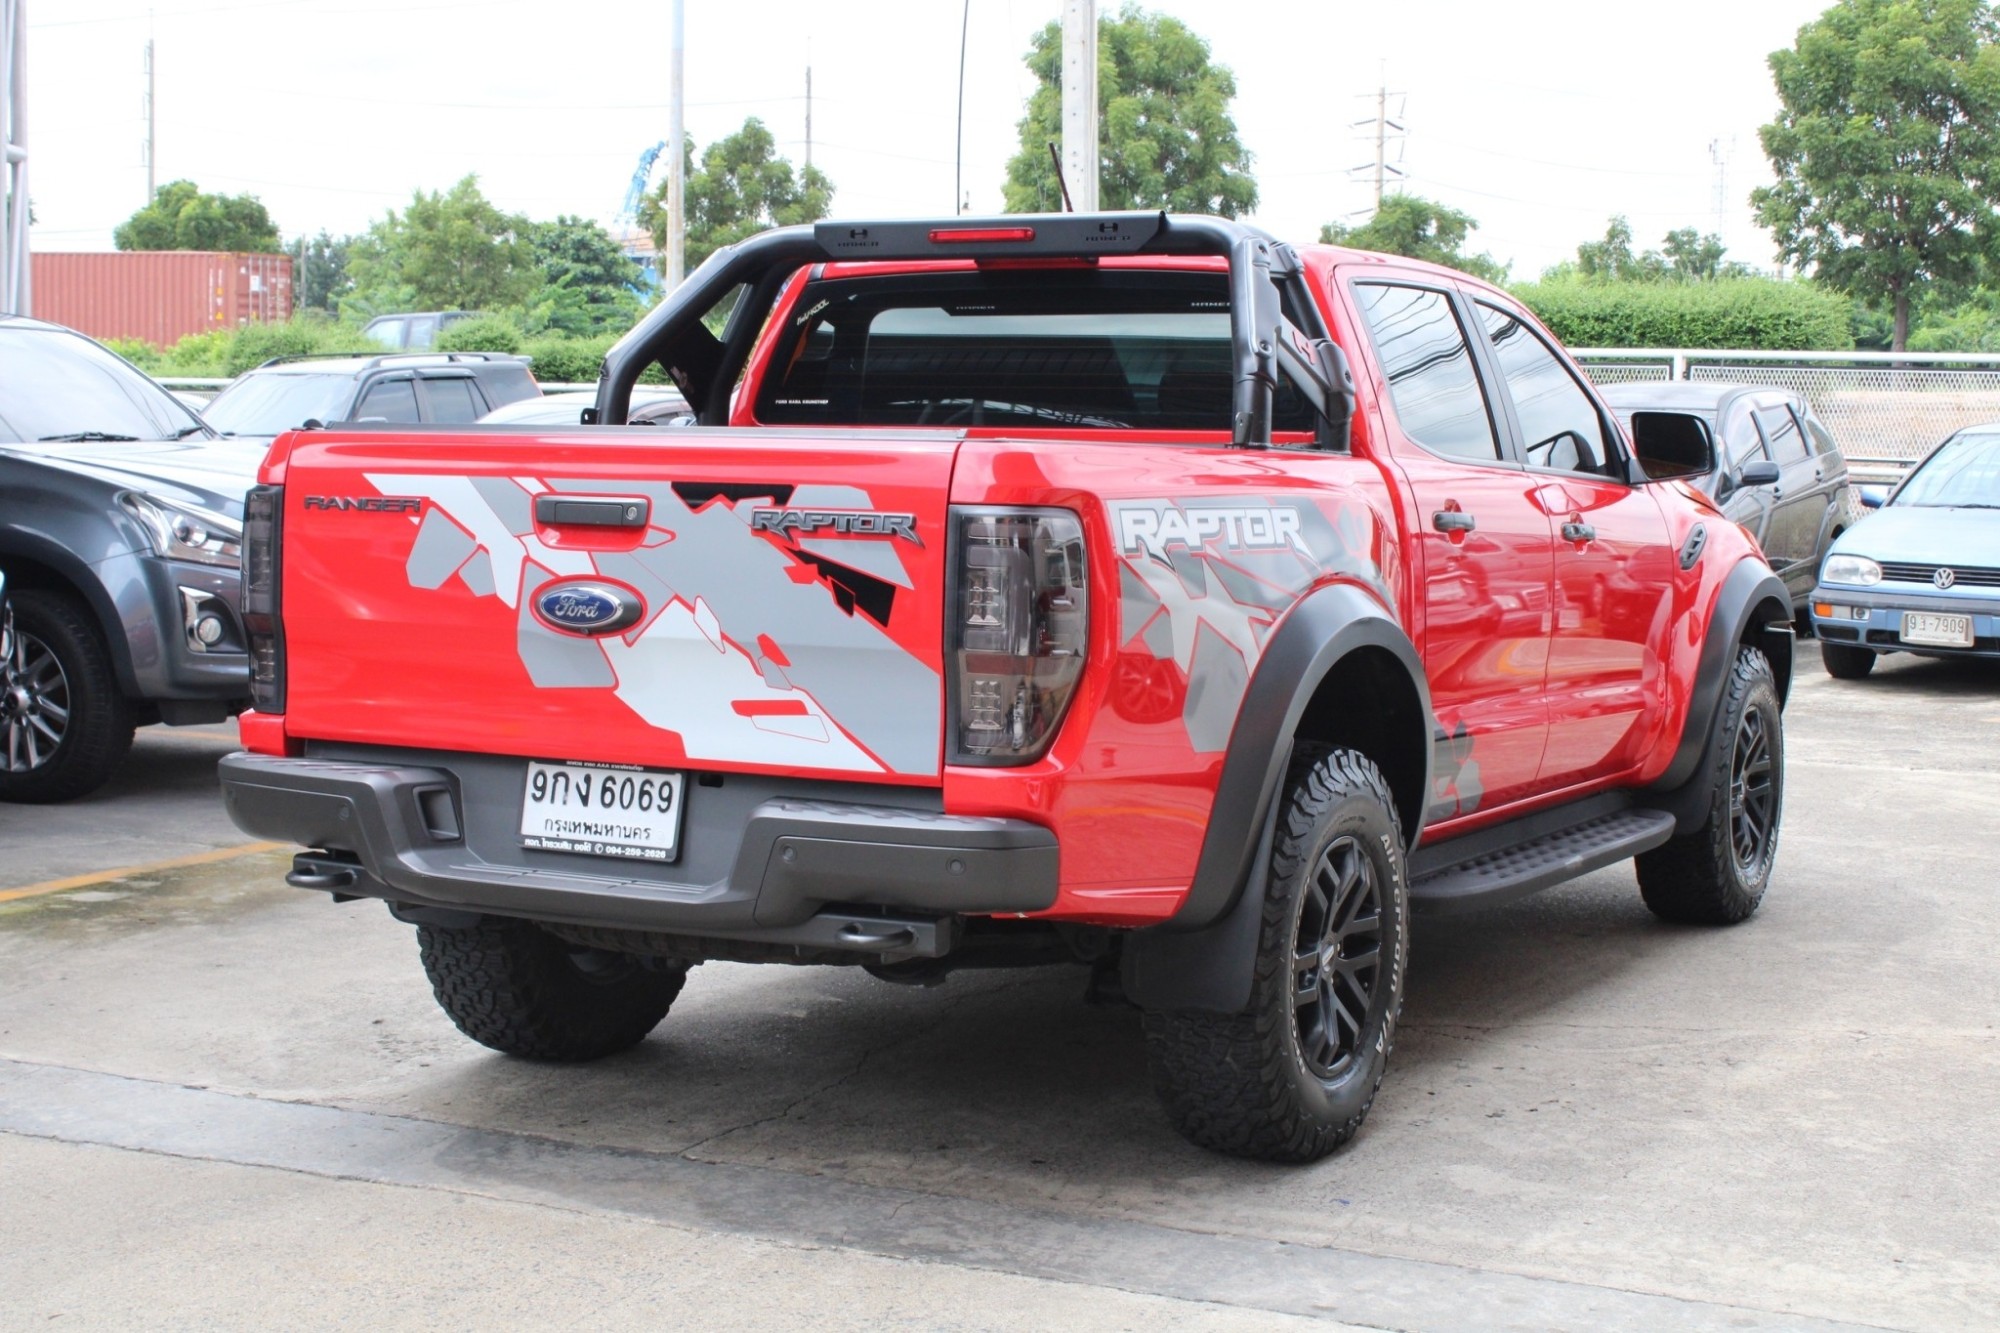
0, 589, 134, 804
1819, 640, 1877, 680
417, 917, 688, 1061
1142, 747, 1408, 1163
1636, 647, 1783, 924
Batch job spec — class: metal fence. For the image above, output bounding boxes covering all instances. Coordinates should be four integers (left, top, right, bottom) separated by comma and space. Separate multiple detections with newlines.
1575, 349, 2000, 474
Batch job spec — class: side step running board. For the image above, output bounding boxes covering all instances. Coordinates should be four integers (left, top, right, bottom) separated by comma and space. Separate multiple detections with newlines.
1409, 801, 1677, 915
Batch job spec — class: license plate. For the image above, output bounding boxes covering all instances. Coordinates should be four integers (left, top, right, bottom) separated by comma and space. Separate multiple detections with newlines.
519, 761, 685, 861
1901, 611, 1974, 648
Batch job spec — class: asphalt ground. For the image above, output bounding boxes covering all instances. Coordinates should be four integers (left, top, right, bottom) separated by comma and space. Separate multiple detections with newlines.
1, 644, 1996, 1330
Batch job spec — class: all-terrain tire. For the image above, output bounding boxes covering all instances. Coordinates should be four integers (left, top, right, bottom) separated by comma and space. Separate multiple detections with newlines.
1819, 640, 1877, 680
417, 917, 688, 1060
1636, 647, 1783, 924
1142, 747, 1409, 1163
0, 589, 134, 804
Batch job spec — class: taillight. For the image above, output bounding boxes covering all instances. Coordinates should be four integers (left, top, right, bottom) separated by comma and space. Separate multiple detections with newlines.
242, 485, 286, 713
949, 508, 1087, 765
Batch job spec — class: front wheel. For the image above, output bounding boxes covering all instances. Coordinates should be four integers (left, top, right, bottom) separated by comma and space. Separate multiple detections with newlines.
1819, 640, 1877, 680
418, 917, 688, 1061
1143, 747, 1409, 1163
1636, 647, 1784, 924
0, 590, 133, 803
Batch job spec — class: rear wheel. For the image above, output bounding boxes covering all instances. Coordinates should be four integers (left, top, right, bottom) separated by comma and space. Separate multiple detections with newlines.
417, 917, 688, 1060
1637, 647, 1783, 924
1819, 640, 1877, 680
1143, 748, 1408, 1163
0, 590, 133, 804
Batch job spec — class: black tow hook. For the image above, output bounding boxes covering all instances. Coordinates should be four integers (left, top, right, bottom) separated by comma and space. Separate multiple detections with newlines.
286, 857, 359, 893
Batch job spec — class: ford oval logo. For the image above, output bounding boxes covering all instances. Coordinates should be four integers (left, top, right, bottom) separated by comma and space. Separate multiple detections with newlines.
532, 581, 643, 636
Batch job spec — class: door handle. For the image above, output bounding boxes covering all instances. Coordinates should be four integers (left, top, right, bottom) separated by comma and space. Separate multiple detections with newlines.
534, 494, 651, 528
1561, 521, 1596, 543
1432, 510, 1476, 533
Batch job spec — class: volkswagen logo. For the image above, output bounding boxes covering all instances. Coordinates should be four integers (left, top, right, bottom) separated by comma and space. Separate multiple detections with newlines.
1934, 567, 1958, 590
532, 581, 643, 636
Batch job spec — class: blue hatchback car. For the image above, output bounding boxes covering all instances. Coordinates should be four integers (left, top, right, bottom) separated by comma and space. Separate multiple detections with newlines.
1811, 425, 2000, 678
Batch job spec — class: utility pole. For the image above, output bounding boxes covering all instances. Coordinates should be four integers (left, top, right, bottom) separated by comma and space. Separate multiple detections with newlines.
1708, 137, 1733, 238
954, 0, 968, 214
142, 37, 155, 203
1060, 0, 1098, 212
1348, 83, 1405, 210
664, 0, 685, 290
804, 64, 812, 171
2, 0, 29, 317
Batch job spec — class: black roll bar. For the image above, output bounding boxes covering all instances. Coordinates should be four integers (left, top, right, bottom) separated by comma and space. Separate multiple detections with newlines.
594, 212, 1355, 449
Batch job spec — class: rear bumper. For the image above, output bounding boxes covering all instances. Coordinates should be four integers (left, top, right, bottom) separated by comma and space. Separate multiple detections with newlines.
218, 751, 1058, 955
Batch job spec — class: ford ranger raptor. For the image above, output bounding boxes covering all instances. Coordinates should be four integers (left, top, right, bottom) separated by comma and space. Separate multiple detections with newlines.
219, 214, 1792, 1162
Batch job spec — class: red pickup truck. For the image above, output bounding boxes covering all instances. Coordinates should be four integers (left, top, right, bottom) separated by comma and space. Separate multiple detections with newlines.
221, 214, 1792, 1162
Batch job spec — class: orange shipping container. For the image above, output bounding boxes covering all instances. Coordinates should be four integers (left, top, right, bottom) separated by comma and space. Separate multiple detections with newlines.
28, 251, 293, 346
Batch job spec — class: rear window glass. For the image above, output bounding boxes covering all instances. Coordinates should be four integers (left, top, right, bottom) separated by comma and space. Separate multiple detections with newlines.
752, 270, 1315, 433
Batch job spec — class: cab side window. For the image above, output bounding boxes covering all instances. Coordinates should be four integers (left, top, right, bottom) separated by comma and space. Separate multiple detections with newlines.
1352, 283, 1500, 462
1758, 406, 1811, 465
1476, 302, 1614, 475
422, 377, 484, 424
355, 377, 420, 422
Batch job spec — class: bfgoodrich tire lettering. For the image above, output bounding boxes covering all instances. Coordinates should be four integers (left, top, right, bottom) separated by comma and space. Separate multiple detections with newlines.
0, 589, 133, 804
418, 917, 688, 1061
1637, 647, 1783, 924
1142, 747, 1408, 1163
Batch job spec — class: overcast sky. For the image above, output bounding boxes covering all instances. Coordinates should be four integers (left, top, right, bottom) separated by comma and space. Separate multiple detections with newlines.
26, 0, 1834, 280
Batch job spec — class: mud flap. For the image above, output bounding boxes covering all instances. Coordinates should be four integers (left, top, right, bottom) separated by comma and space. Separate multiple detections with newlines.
1120, 774, 1285, 1014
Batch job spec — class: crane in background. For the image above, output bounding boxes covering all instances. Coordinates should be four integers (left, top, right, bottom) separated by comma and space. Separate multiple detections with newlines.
620, 141, 665, 226
616, 141, 666, 292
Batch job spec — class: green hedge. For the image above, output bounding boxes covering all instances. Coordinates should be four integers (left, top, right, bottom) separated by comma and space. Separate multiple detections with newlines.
1509, 277, 1854, 351
438, 315, 525, 355
522, 334, 613, 383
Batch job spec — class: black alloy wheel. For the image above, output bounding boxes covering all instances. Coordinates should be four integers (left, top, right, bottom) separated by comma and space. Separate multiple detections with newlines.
1635, 646, 1782, 925
1143, 746, 1408, 1162
1729, 706, 1778, 877
1292, 834, 1385, 1081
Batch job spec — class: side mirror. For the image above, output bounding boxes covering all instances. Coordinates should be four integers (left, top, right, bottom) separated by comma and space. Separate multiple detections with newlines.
1858, 485, 1888, 510
1737, 459, 1781, 488
1630, 410, 1715, 482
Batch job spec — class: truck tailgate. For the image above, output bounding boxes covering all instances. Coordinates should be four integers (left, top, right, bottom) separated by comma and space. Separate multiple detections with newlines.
274, 427, 953, 782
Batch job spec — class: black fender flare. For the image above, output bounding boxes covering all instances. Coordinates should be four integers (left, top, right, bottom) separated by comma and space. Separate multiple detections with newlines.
1121, 582, 1431, 1014
0, 531, 141, 696
1641, 557, 1793, 832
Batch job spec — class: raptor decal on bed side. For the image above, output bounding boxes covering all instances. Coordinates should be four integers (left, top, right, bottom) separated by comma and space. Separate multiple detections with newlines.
1106, 496, 1390, 754
373, 473, 939, 776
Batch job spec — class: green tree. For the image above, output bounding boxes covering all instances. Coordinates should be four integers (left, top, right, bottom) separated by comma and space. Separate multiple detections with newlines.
523, 215, 643, 336
114, 180, 280, 252
641, 119, 834, 273
1753, 0, 2000, 350
1660, 227, 1731, 282
1318, 194, 1506, 282
1003, 6, 1256, 217
286, 231, 353, 312
1574, 216, 1666, 282
346, 175, 536, 313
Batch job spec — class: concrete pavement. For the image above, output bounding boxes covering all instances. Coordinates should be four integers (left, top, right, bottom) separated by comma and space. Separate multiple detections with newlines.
1, 645, 1995, 1328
